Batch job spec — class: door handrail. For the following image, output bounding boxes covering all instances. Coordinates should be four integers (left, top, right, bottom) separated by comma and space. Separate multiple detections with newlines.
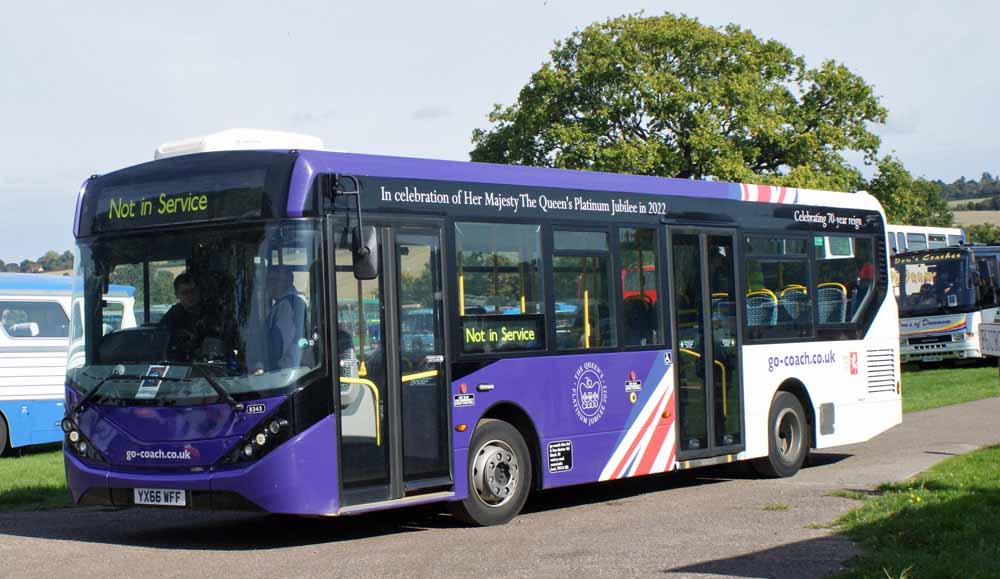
339, 376, 381, 445
678, 348, 728, 416
401, 369, 439, 383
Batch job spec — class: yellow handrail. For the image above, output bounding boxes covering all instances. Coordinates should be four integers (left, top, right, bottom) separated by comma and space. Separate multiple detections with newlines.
746, 288, 777, 302
818, 281, 847, 296
584, 289, 591, 349
679, 348, 728, 417
459, 275, 465, 316
339, 377, 381, 446
401, 369, 438, 383
780, 284, 808, 297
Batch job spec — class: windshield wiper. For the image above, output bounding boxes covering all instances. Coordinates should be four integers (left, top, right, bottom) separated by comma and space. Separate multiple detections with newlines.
71, 372, 185, 416
161, 362, 244, 411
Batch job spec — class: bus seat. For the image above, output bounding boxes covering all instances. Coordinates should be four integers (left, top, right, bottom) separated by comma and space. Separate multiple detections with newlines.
817, 283, 847, 323
745, 290, 777, 326
623, 296, 655, 344
10, 322, 39, 337
778, 288, 809, 323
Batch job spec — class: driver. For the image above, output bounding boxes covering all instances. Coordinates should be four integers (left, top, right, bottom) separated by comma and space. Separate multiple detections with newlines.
160, 273, 221, 362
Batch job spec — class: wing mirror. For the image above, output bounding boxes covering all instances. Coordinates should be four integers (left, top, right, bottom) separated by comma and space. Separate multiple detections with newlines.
352, 225, 378, 280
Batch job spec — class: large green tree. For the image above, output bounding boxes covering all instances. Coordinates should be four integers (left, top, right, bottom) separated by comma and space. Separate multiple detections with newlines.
866, 156, 953, 226
471, 13, 886, 191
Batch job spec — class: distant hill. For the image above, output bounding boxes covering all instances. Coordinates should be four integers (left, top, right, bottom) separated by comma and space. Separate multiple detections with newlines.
936, 172, 1000, 201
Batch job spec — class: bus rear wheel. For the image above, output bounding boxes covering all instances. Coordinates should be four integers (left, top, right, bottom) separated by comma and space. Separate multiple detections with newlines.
752, 392, 808, 478
450, 419, 532, 526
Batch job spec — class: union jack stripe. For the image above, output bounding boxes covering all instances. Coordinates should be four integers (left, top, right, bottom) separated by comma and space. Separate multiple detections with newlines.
599, 370, 676, 481
740, 184, 798, 204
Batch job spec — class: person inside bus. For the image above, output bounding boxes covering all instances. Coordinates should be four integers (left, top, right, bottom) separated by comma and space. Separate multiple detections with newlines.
255, 265, 307, 372
914, 282, 939, 308
161, 272, 223, 362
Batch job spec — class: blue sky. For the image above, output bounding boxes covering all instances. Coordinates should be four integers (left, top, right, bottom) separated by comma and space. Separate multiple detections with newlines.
1, 0, 996, 261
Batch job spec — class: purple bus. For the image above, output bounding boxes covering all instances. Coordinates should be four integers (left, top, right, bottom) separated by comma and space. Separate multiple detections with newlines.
63, 144, 901, 525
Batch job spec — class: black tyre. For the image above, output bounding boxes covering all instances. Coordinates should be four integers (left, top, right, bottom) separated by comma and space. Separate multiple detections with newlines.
752, 391, 808, 478
449, 418, 532, 526
0, 413, 8, 457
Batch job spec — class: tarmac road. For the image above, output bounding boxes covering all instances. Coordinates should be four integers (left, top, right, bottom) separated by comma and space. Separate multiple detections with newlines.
1, 397, 999, 579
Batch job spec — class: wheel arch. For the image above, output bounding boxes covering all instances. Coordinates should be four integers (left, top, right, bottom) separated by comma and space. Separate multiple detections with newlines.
775, 378, 816, 449
479, 401, 542, 490
0, 407, 10, 455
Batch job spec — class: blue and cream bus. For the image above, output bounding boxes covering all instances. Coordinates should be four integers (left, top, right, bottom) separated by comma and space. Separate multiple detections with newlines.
0, 273, 134, 455
63, 131, 901, 525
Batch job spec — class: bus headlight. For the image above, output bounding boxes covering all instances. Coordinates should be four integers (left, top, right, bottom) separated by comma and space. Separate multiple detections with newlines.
220, 402, 293, 467
61, 416, 106, 464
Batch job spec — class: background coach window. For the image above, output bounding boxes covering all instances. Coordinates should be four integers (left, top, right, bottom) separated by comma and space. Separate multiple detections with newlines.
455, 222, 544, 353
744, 236, 813, 340
553, 229, 615, 350
619, 227, 662, 346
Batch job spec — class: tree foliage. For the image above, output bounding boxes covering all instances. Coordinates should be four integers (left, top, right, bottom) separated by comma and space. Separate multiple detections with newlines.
471, 13, 886, 191
966, 223, 1000, 245
866, 156, 952, 226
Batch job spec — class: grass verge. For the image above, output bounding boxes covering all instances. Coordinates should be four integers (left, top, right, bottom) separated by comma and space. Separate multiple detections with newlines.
0, 448, 70, 511
902, 364, 998, 413
834, 445, 1000, 579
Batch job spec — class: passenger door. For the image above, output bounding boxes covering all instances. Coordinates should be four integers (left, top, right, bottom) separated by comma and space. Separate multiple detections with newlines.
668, 228, 744, 459
331, 218, 450, 506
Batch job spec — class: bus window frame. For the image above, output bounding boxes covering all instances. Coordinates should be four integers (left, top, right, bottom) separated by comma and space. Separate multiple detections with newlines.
739, 230, 887, 344
550, 224, 617, 353
740, 233, 816, 344
813, 231, 885, 341
616, 225, 667, 351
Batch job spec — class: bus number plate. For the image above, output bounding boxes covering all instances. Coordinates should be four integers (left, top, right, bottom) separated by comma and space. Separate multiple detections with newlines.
921, 355, 943, 363
134, 488, 187, 507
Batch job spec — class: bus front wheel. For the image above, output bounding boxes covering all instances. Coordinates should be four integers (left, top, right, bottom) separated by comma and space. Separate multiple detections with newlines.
450, 419, 532, 526
752, 392, 808, 478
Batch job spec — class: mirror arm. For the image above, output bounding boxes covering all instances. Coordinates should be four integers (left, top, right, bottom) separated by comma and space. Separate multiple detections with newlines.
334, 174, 367, 256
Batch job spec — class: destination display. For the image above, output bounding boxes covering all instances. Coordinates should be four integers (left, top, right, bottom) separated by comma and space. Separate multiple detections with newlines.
91, 169, 270, 232
461, 314, 544, 354
361, 177, 883, 234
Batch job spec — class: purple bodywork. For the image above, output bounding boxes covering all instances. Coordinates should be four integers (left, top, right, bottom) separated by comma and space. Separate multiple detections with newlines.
66, 150, 689, 516
284, 150, 743, 217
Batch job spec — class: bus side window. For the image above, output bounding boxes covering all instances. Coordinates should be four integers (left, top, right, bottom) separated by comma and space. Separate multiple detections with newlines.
888, 233, 897, 254
619, 227, 662, 347
0, 301, 69, 338
553, 229, 615, 350
977, 258, 998, 308
814, 236, 876, 326
743, 236, 812, 340
455, 222, 545, 354
906, 233, 927, 252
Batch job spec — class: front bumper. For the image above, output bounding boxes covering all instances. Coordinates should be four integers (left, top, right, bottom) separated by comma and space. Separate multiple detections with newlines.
901, 339, 980, 362
64, 415, 340, 515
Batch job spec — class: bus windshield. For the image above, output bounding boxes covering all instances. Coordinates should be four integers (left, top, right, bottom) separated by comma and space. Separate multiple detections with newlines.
67, 221, 323, 404
893, 252, 975, 317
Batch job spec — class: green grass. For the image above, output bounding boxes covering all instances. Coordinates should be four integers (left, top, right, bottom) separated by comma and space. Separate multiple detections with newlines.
902, 364, 999, 413
762, 502, 790, 511
834, 445, 1000, 579
0, 448, 71, 511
